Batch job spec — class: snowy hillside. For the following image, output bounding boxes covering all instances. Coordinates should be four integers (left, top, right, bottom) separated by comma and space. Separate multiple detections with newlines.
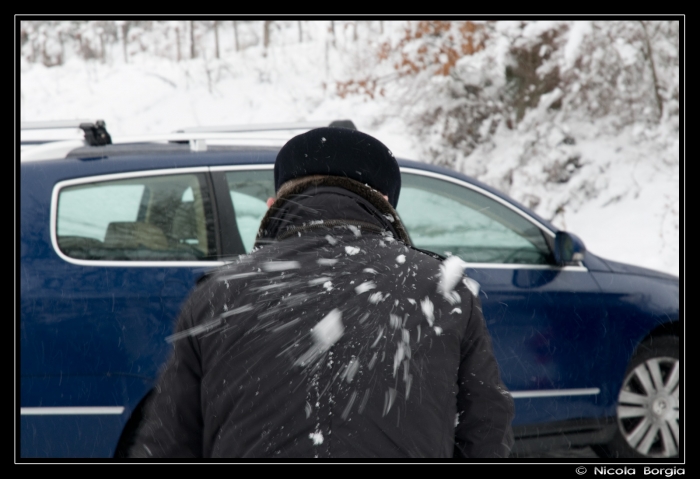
20, 20, 680, 275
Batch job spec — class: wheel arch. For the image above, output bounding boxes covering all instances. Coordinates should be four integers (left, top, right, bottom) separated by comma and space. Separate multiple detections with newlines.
637, 320, 680, 351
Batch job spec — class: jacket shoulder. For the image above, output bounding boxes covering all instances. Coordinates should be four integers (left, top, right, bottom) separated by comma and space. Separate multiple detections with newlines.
407, 245, 447, 262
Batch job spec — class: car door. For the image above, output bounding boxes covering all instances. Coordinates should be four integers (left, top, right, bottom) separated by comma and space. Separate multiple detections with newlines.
20, 166, 222, 457
395, 169, 610, 432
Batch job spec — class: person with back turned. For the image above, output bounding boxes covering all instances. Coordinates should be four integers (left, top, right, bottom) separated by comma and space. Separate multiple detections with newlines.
129, 126, 514, 459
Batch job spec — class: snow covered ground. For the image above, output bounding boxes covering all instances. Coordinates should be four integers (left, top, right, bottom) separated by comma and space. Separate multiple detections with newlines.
20, 21, 680, 276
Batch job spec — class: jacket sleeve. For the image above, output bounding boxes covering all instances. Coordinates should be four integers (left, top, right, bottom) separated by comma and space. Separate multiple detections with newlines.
127, 291, 205, 458
453, 293, 515, 459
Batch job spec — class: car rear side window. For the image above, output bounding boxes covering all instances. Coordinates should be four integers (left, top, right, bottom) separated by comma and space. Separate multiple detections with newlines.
56, 173, 217, 261
397, 172, 554, 264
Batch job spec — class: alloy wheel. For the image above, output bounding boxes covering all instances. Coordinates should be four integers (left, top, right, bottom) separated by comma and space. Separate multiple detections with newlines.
616, 356, 679, 457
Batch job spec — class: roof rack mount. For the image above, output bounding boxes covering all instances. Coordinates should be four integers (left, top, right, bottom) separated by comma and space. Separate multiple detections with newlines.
21, 119, 112, 147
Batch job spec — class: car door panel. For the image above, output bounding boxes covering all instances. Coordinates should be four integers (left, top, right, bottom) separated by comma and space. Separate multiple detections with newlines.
465, 266, 609, 425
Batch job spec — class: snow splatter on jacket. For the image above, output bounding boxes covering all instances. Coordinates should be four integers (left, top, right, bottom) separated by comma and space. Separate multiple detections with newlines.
129, 180, 514, 459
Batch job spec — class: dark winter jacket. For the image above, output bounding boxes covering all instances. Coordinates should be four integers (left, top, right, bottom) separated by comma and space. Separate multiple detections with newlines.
129, 179, 514, 459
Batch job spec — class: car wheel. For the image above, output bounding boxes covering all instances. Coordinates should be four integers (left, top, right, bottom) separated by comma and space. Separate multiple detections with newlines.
594, 336, 679, 458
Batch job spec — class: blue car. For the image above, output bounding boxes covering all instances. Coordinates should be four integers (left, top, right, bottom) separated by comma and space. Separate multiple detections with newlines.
19, 120, 680, 459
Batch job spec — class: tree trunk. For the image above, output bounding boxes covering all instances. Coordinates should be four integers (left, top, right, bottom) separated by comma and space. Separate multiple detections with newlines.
639, 21, 663, 121
175, 26, 181, 62
263, 20, 272, 50
329, 21, 336, 47
379, 20, 383, 35
58, 31, 65, 65
99, 32, 105, 63
233, 21, 239, 51
298, 21, 303, 43
121, 22, 129, 63
190, 20, 196, 59
214, 21, 220, 59
353, 22, 358, 42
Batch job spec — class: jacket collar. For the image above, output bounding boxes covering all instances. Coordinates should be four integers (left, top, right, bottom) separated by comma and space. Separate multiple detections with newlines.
255, 179, 412, 248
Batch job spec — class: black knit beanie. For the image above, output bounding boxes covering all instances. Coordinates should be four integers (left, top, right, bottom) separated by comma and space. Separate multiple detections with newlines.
274, 127, 401, 207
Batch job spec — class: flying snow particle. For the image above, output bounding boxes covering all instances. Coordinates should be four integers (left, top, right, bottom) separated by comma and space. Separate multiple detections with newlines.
325, 235, 338, 245
368, 352, 378, 369
396, 254, 406, 264
317, 258, 338, 266
345, 246, 361, 255
389, 314, 401, 329
295, 309, 344, 367
434, 326, 443, 336
347, 225, 361, 237
462, 277, 480, 297
437, 256, 468, 304
309, 431, 324, 445
393, 344, 405, 377
312, 309, 344, 350
341, 391, 358, 421
345, 359, 359, 383
368, 292, 384, 304
262, 261, 301, 272
355, 281, 376, 295
218, 272, 261, 282
383, 388, 397, 416
420, 297, 434, 326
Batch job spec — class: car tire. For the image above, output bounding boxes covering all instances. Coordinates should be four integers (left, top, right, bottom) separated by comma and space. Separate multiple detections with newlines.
593, 336, 679, 458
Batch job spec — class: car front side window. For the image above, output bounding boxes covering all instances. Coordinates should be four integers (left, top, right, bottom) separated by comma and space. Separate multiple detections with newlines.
397, 172, 553, 265
223, 170, 276, 253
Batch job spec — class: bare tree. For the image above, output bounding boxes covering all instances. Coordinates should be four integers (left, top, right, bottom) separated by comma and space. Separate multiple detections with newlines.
263, 20, 272, 50
190, 20, 196, 59
96, 22, 106, 63
175, 24, 181, 62
233, 20, 239, 51
639, 20, 664, 121
214, 20, 220, 59
117, 21, 129, 63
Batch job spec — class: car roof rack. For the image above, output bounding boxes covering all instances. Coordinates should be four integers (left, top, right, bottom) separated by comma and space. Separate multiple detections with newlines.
21, 119, 358, 160
166, 120, 357, 150
175, 119, 356, 134
21, 119, 112, 147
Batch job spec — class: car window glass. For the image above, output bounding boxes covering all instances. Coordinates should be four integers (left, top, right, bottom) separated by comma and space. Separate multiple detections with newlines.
56, 173, 216, 261
224, 170, 275, 253
397, 173, 553, 264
